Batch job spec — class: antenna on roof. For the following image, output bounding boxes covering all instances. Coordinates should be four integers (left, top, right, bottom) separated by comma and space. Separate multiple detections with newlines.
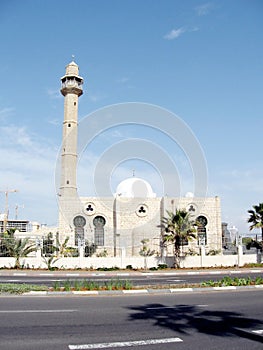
72, 54, 75, 62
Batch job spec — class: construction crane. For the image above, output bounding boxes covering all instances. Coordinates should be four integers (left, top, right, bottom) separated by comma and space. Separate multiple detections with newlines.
15, 204, 24, 220
0, 189, 18, 232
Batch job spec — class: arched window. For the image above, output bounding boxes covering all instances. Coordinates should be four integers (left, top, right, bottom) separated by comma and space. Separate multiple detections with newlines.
73, 215, 86, 246
93, 216, 106, 246
196, 215, 208, 245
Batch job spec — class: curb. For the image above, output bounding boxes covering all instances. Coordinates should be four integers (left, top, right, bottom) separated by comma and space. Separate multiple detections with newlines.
23, 284, 263, 296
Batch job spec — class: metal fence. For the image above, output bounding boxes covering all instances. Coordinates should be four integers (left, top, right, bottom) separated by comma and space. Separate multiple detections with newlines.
0, 237, 37, 257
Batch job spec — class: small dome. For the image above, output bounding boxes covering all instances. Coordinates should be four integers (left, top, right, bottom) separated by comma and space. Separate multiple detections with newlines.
185, 192, 194, 198
115, 177, 156, 198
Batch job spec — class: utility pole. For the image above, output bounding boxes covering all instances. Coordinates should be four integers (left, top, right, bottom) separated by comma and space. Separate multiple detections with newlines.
0, 189, 18, 232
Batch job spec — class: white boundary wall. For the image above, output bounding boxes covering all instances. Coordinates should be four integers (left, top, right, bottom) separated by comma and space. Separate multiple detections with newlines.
0, 251, 261, 270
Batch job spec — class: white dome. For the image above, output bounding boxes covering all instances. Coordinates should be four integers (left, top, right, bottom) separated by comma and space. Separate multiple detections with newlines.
185, 192, 194, 198
115, 177, 156, 198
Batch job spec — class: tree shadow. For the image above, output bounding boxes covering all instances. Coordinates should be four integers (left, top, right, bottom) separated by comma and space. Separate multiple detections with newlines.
128, 303, 263, 344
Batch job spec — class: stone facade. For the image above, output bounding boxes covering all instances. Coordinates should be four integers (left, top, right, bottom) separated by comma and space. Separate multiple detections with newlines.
58, 193, 222, 257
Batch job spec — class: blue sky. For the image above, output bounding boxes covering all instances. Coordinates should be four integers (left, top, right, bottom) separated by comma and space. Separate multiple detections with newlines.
0, 0, 262, 234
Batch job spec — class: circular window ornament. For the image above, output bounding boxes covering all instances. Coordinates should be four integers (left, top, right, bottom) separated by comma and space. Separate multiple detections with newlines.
196, 215, 208, 227
187, 203, 198, 214
84, 202, 96, 215
136, 204, 148, 217
93, 216, 106, 227
73, 215, 86, 227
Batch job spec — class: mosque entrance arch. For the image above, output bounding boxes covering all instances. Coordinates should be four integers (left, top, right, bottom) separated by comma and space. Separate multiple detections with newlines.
196, 215, 208, 246
73, 215, 86, 246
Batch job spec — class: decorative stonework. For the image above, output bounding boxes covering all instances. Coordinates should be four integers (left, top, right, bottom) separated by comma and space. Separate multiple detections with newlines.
135, 204, 148, 217
84, 202, 96, 215
187, 203, 198, 213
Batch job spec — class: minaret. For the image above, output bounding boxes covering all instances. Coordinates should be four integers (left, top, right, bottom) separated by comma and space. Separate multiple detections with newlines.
60, 60, 83, 198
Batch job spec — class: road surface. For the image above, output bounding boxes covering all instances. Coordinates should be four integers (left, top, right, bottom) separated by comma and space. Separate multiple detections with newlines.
0, 289, 262, 349
0, 269, 262, 288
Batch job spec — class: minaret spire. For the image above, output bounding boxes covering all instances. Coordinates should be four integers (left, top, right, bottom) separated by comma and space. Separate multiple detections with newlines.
59, 61, 83, 198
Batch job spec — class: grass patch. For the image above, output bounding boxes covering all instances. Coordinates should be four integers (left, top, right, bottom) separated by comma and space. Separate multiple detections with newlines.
1, 276, 263, 294
51, 278, 133, 291
0, 283, 48, 294
201, 276, 263, 288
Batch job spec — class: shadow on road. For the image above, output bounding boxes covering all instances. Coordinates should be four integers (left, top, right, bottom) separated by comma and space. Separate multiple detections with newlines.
128, 303, 263, 344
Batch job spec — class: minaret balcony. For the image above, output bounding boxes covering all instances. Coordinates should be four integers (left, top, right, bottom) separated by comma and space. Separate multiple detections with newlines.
60, 75, 83, 96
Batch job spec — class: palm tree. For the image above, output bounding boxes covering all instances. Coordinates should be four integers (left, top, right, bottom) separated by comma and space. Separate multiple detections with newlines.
139, 239, 155, 270
247, 203, 263, 244
2, 229, 36, 269
161, 209, 196, 268
42, 235, 71, 270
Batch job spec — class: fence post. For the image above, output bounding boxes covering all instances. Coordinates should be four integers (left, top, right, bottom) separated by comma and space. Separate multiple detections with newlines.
238, 244, 243, 267
200, 245, 205, 267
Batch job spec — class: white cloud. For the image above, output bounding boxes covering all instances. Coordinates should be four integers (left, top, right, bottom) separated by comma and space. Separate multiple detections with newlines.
88, 92, 107, 102
195, 2, 213, 16
190, 26, 199, 32
117, 77, 129, 83
1, 125, 33, 147
0, 124, 58, 223
48, 118, 60, 126
0, 107, 15, 121
164, 27, 185, 40
47, 88, 61, 99
208, 167, 263, 233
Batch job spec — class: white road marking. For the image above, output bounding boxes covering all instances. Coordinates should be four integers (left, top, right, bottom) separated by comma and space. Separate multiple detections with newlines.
252, 329, 263, 335
213, 286, 236, 290
0, 278, 59, 283
230, 271, 242, 274
73, 291, 98, 295
69, 337, 183, 349
122, 289, 148, 294
0, 309, 76, 313
170, 288, 193, 292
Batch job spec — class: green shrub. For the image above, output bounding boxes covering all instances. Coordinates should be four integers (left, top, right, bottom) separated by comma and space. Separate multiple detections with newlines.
158, 264, 168, 269
201, 276, 263, 288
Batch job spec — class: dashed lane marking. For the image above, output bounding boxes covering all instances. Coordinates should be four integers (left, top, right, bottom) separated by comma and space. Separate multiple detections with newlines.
0, 309, 77, 313
68, 337, 183, 349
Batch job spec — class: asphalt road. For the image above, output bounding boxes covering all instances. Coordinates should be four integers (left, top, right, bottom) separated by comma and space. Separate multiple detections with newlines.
0, 289, 262, 350
0, 269, 262, 288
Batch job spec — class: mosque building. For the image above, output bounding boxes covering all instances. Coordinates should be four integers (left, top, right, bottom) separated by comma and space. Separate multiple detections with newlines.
58, 60, 222, 257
